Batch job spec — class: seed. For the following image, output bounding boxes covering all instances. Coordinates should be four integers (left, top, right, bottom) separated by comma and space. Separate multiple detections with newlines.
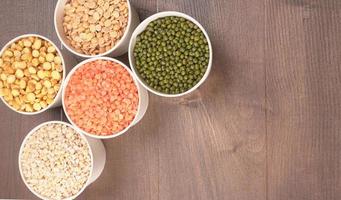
133, 16, 209, 94
46, 53, 55, 62
11, 89, 20, 97
19, 80, 26, 89
43, 80, 52, 88
54, 56, 62, 65
23, 40, 32, 47
15, 69, 24, 78
62, 0, 129, 55
47, 46, 56, 53
19, 123, 91, 200
32, 39, 42, 49
0, 36, 63, 112
64, 60, 138, 136
43, 62, 52, 70
26, 92, 35, 102
32, 102, 41, 111
51, 71, 61, 80
7, 75, 16, 84
32, 50, 40, 57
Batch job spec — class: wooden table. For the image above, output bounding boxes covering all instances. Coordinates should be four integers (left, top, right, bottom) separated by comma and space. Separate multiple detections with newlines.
1, 0, 340, 199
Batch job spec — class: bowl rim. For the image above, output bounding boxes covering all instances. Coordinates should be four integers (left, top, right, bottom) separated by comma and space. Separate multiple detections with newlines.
62, 56, 143, 139
0, 33, 66, 115
54, 0, 133, 58
128, 11, 213, 98
18, 120, 94, 200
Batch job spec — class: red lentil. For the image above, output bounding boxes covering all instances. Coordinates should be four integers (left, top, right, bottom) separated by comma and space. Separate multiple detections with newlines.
64, 60, 139, 136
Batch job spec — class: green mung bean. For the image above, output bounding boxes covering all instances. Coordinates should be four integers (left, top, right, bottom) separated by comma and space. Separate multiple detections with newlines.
133, 16, 209, 94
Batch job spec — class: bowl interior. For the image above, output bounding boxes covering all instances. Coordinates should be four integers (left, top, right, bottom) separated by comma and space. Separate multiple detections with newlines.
0, 34, 66, 115
62, 57, 142, 139
18, 121, 93, 200
128, 11, 213, 98
54, 0, 133, 58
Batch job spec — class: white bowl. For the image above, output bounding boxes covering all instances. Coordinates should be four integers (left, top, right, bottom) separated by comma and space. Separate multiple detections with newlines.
62, 57, 149, 139
128, 11, 213, 98
0, 34, 66, 115
18, 121, 106, 200
54, 0, 140, 58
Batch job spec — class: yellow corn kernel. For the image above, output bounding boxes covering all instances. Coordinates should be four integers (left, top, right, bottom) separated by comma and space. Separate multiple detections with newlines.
40, 101, 47, 108
4, 50, 13, 57
41, 87, 47, 95
47, 46, 56, 53
22, 47, 31, 54
31, 75, 40, 81
11, 89, 20, 97
7, 75, 16, 84
13, 50, 21, 58
35, 82, 42, 90
19, 79, 26, 89
51, 71, 61, 80
28, 67, 37, 74
43, 80, 52, 88
32, 50, 40, 58
53, 84, 60, 92
43, 62, 51, 70
37, 70, 45, 79
44, 71, 51, 77
32, 58, 39, 67
0, 88, 10, 96
38, 56, 45, 63
15, 61, 27, 69
23, 40, 32, 47
32, 39, 42, 50
46, 53, 55, 62
25, 104, 33, 112
46, 98, 53, 104
26, 92, 36, 102
15, 69, 24, 78
47, 88, 55, 94
0, 74, 7, 81
33, 102, 41, 111
54, 56, 62, 65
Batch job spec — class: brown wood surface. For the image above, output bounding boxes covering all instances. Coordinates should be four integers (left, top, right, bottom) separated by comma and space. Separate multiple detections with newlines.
0, 0, 340, 199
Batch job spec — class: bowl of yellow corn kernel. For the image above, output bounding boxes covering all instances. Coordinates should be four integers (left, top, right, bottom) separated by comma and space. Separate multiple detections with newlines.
0, 34, 65, 115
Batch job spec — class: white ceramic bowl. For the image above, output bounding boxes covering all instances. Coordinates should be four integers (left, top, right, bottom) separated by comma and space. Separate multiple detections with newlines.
128, 11, 213, 98
18, 121, 106, 200
0, 34, 66, 115
62, 57, 149, 139
54, 0, 140, 58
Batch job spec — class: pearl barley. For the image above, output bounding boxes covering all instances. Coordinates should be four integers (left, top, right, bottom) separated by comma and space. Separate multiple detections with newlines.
20, 123, 91, 200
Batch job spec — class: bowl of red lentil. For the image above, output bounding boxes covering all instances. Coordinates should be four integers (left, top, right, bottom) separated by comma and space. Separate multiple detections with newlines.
0, 34, 66, 115
62, 57, 148, 139
19, 121, 106, 200
129, 11, 213, 97
54, 0, 140, 58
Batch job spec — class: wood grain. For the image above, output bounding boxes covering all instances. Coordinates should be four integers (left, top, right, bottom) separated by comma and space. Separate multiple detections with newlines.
0, 0, 341, 200
266, 0, 341, 199
156, 0, 266, 200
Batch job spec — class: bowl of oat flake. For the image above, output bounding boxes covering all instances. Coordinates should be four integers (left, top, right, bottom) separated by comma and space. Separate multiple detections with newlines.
19, 121, 106, 200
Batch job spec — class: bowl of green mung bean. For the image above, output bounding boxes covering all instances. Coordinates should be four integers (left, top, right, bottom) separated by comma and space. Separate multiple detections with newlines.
129, 11, 212, 97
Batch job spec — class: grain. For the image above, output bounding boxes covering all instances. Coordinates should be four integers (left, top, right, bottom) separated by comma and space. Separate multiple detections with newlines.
20, 123, 91, 200
62, 0, 129, 55
0, 36, 63, 112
